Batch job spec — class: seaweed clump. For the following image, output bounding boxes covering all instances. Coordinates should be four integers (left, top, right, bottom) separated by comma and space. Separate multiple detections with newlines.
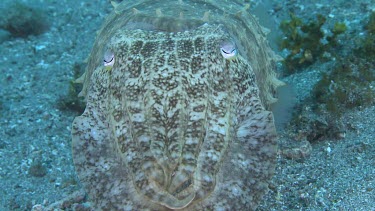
312, 57, 374, 116
57, 63, 86, 114
285, 12, 375, 143
28, 153, 48, 178
355, 11, 375, 59
0, 1, 50, 38
279, 14, 346, 74
312, 12, 375, 116
28, 161, 47, 177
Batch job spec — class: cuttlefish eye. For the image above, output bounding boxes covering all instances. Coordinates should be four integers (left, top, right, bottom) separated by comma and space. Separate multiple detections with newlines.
103, 50, 115, 70
220, 40, 237, 60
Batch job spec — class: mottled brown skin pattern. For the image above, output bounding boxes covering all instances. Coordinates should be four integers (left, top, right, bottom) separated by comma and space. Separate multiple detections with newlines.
72, 1, 283, 210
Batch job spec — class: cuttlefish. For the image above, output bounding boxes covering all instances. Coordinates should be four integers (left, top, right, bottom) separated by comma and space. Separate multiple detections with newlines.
72, 1, 284, 210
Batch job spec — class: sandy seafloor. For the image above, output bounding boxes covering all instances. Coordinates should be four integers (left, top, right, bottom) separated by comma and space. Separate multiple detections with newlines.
0, 0, 374, 210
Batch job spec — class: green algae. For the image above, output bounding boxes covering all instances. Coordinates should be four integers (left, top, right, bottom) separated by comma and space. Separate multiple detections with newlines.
355, 11, 375, 60
312, 12, 375, 116
28, 162, 47, 177
279, 14, 346, 74
56, 63, 86, 114
28, 153, 48, 178
286, 12, 375, 141
313, 57, 374, 116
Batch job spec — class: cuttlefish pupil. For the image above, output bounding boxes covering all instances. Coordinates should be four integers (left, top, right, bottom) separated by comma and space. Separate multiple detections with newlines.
104, 57, 113, 63
221, 48, 236, 54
